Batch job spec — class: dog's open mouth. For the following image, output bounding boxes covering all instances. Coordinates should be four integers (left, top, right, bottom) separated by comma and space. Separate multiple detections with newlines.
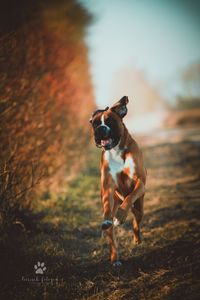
95, 137, 119, 150
101, 138, 112, 147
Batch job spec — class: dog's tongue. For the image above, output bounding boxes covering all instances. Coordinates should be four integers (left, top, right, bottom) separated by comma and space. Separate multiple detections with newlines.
101, 139, 111, 146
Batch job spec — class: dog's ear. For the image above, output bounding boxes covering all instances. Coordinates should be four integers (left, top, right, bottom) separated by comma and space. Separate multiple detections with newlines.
111, 96, 129, 118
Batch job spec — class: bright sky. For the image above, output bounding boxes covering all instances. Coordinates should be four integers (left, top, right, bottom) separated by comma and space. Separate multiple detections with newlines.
80, 0, 200, 108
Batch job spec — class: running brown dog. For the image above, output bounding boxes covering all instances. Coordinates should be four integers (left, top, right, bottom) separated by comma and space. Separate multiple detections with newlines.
90, 96, 146, 266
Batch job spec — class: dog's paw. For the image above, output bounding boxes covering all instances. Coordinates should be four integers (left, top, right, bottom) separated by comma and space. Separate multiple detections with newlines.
113, 260, 122, 267
115, 206, 128, 224
101, 220, 113, 230
113, 217, 120, 227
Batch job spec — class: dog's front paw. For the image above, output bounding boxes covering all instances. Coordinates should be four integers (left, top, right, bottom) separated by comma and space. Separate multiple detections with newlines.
113, 217, 120, 227
113, 260, 122, 267
115, 206, 128, 225
101, 220, 113, 230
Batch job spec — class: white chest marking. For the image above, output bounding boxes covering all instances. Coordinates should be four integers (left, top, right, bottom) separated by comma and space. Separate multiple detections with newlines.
104, 148, 135, 184
124, 154, 135, 178
105, 148, 123, 183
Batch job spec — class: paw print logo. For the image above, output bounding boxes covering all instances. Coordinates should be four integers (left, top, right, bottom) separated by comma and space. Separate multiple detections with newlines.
34, 262, 47, 274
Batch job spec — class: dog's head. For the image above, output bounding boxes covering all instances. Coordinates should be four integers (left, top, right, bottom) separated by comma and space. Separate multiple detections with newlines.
89, 96, 129, 150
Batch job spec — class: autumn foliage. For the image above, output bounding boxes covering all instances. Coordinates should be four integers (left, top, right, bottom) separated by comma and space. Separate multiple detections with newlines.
0, 0, 95, 226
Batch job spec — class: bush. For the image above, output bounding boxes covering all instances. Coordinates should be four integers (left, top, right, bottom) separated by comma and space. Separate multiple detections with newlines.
0, 0, 95, 227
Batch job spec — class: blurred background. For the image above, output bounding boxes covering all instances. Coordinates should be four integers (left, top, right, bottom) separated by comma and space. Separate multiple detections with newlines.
81, 0, 200, 133
0, 0, 95, 227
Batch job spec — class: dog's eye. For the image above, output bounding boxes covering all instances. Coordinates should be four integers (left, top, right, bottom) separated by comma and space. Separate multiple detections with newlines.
105, 117, 113, 126
93, 120, 101, 128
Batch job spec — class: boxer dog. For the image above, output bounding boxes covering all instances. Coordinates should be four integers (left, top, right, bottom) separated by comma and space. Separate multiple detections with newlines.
90, 96, 146, 266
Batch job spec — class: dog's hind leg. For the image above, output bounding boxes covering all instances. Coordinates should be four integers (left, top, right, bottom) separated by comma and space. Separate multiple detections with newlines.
105, 226, 121, 266
131, 195, 144, 244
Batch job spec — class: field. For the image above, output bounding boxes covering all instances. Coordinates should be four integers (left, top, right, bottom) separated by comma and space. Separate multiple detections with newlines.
0, 125, 200, 300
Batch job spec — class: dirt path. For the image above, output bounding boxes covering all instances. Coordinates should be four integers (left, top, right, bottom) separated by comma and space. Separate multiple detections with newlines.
0, 129, 200, 300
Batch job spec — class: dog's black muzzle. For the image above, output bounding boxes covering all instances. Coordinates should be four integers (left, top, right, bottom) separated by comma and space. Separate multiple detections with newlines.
94, 124, 120, 150
95, 125, 111, 140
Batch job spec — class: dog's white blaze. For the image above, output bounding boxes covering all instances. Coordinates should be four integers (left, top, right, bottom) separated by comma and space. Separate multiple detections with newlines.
100, 113, 111, 132
104, 148, 135, 184
101, 114, 105, 125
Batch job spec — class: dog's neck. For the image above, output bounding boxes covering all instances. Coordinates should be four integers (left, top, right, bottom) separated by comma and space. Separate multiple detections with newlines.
119, 123, 131, 150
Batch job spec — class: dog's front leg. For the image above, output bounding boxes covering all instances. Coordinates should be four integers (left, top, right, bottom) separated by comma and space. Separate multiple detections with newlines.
104, 226, 121, 266
101, 165, 121, 265
115, 178, 145, 225
101, 163, 113, 230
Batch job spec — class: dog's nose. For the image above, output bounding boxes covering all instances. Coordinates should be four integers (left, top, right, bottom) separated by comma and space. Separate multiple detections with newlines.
95, 125, 111, 139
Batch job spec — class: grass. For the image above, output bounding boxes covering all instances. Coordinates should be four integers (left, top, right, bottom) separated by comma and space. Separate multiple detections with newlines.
0, 137, 200, 300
